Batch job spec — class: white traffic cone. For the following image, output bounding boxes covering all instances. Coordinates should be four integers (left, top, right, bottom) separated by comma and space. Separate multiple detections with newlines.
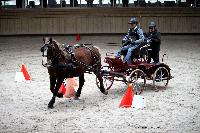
131, 95, 146, 109
15, 72, 25, 82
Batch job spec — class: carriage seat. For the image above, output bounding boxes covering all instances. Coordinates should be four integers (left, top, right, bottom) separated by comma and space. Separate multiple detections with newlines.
131, 42, 151, 62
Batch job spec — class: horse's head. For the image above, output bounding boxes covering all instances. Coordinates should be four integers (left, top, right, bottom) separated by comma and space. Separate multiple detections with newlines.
41, 37, 60, 67
41, 37, 72, 67
41, 37, 52, 67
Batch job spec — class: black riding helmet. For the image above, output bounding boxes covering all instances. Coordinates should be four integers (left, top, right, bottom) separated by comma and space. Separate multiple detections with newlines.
149, 21, 156, 29
128, 17, 138, 24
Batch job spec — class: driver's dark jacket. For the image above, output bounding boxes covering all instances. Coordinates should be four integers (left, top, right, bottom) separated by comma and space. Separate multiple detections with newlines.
146, 30, 161, 52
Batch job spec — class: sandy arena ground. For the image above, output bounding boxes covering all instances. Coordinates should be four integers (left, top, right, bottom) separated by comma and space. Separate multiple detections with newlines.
0, 35, 200, 133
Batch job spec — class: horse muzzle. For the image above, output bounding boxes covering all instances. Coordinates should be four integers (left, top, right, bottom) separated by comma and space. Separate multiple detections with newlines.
42, 57, 51, 67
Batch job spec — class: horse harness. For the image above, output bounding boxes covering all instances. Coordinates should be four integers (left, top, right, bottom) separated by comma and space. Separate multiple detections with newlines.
64, 44, 101, 72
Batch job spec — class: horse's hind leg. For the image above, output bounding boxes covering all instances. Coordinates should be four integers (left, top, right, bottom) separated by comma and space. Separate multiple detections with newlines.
95, 72, 108, 95
75, 74, 85, 99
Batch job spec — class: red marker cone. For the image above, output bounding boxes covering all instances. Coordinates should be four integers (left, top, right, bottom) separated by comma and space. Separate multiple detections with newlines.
21, 64, 31, 80
119, 83, 133, 108
59, 83, 66, 94
64, 78, 76, 98
76, 34, 80, 41
64, 84, 75, 98
68, 78, 78, 87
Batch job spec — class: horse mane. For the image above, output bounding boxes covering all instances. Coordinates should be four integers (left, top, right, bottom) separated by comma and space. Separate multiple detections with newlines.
52, 40, 70, 60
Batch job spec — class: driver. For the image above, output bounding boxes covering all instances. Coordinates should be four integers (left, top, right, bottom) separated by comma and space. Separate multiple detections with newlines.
115, 17, 145, 64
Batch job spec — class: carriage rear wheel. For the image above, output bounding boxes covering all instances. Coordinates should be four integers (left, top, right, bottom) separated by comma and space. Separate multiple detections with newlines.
128, 69, 146, 95
153, 67, 170, 89
96, 66, 114, 90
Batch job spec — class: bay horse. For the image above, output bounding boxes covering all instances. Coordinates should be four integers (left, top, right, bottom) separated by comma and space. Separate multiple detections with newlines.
41, 37, 108, 108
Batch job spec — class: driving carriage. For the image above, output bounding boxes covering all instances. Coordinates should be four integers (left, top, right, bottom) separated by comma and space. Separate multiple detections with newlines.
96, 41, 172, 94
41, 37, 172, 108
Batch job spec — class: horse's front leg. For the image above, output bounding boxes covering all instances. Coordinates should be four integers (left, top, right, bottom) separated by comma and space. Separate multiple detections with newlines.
48, 77, 64, 109
48, 95, 56, 109
75, 74, 85, 99
54, 78, 64, 98
50, 75, 56, 94
48, 76, 56, 109
95, 71, 108, 95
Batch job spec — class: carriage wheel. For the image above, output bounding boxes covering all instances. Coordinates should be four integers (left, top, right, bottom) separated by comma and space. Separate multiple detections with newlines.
153, 67, 169, 89
96, 66, 114, 90
128, 69, 146, 95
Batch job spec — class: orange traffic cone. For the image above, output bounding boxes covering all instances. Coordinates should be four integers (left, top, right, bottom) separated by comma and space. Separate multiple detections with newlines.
64, 78, 76, 98
76, 34, 80, 41
64, 84, 75, 98
21, 64, 31, 80
59, 83, 66, 94
68, 78, 78, 87
119, 83, 133, 108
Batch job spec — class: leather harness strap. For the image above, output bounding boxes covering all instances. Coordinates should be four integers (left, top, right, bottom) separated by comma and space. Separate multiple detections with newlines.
65, 44, 101, 72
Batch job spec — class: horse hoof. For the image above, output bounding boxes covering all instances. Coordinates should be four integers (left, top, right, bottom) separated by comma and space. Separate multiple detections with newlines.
48, 98, 55, 109
48, 104, 54, 109
103, 90, 108, 95
74, 96, 79, 100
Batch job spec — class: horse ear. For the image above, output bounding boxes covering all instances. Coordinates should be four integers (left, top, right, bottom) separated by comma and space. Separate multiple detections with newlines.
49, 37, 53, 44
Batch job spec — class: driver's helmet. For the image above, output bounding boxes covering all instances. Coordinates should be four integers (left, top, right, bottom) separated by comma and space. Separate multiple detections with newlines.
128, 17, 138, 24
149, 21, 156, 28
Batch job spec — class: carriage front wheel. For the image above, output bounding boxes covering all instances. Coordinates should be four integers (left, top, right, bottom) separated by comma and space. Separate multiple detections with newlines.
153, 67, 170, 89
128, 69, 146, 95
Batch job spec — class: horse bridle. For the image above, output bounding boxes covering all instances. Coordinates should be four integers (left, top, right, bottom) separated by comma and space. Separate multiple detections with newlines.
41, 42, 62, 67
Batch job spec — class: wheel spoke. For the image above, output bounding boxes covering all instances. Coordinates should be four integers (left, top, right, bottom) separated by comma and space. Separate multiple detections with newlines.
129, 69, 146, 95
